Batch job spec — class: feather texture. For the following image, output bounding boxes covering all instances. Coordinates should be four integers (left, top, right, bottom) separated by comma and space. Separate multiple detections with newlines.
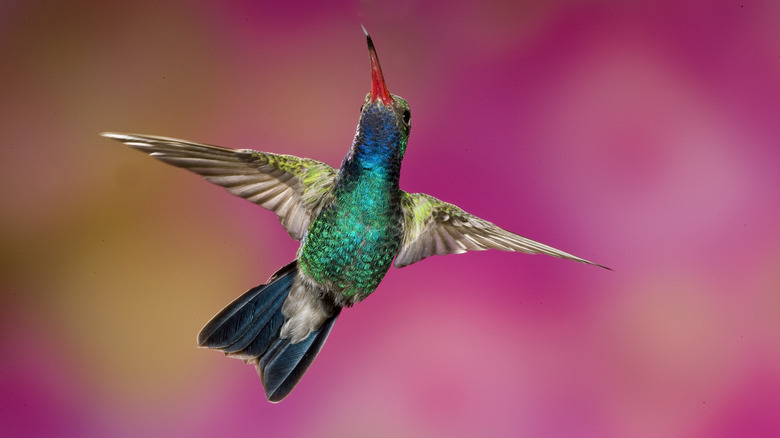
396, 192, 608, 269
101, 133, 336, 240
257, 312, 339, 402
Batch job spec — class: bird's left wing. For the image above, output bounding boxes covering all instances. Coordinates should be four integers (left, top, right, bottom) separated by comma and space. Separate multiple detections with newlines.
395, 192, 608, 269
102, 133, 337, 241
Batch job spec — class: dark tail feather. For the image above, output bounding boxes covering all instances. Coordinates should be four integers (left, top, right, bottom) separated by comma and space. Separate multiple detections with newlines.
197, 260, 339, 402
258, 310, 340, 402
197, 260, 297, 354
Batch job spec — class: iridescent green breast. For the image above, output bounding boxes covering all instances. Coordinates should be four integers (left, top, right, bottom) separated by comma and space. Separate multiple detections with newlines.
298, 175, 403, 303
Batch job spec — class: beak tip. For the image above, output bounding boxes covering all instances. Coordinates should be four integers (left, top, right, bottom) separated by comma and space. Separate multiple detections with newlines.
366, 32, 392, 105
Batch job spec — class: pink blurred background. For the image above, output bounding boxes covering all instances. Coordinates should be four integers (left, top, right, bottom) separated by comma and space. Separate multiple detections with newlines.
2, 1, 779, 437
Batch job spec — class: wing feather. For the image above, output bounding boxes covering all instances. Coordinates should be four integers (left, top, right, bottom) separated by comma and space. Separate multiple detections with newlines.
103, 132, 337, 240
396, 192, 608, 269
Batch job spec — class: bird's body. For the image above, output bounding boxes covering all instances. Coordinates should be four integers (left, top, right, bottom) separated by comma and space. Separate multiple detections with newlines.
103, 30, 606, 402
299, 98, 407, 306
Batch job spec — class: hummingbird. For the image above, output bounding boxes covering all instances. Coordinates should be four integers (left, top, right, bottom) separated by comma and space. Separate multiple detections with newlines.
103, 29, 607, 402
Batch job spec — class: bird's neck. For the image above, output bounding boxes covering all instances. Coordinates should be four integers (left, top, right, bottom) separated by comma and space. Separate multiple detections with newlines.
339, 111, 406, 189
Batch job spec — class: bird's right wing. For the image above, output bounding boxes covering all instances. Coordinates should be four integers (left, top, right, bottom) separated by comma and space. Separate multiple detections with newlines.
395, 192, 608, 269
103, 133, 337, 240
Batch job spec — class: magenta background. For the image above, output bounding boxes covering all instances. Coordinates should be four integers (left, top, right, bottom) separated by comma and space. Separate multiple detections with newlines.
2, 1, 780, 437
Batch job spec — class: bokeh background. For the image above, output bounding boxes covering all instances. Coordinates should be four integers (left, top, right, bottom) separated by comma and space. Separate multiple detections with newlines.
2, 1, 779, 437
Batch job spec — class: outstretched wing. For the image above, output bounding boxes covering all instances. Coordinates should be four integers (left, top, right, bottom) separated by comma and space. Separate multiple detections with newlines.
396, 192, 608, 269
103, 132, 337, 240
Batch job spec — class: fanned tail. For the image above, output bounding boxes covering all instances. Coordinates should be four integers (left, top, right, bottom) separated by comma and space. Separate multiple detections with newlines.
197, 260, 340, 402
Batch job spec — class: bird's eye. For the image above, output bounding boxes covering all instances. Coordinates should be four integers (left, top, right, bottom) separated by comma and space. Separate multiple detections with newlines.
402, 109, 411, 125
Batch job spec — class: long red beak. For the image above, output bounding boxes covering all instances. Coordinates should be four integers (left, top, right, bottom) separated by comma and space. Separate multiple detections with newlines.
365, 30, 393, 105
